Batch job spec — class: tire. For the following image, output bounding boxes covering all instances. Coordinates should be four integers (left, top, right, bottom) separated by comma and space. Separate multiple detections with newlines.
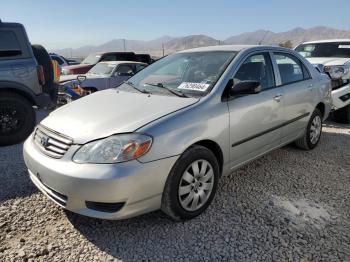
332, 105, 350, 124
295, 108, 323, 150
161, 145, 219, 221
31, 44, 57, 103
0, 92, 36, 146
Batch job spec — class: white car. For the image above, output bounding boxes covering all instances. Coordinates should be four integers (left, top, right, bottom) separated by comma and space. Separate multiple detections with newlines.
295, 40, 350, 123
60, 61, 147, 93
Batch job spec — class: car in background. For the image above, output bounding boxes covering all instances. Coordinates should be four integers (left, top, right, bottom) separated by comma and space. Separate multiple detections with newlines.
50, 53, 79, 67
60, 61, 147, 93
0, 20, 55, 146
295, 39, 350, 123
61, 52, 151, 75
24, 45, 331, 221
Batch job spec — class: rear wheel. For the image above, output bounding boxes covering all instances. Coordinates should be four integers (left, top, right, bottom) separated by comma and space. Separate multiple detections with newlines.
161, 145, 219, 221
295, 108, 322, 150
0, 92, 36, 146
332, 105, 350, 124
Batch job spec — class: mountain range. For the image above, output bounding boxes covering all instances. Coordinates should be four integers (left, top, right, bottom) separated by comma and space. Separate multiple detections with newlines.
53, 26, 350, 58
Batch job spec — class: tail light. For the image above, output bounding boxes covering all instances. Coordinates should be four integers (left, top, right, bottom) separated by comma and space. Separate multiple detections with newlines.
37, 65, 45, 86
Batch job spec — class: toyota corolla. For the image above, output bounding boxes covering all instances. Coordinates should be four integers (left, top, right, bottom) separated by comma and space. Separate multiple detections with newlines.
23, 45, 331, 221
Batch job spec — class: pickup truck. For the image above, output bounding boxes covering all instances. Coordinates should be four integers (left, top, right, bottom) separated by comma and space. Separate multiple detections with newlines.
295, 40, 350, 123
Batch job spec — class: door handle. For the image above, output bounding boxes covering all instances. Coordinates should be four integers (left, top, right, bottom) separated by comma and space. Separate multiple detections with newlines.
273, 94, 283, 102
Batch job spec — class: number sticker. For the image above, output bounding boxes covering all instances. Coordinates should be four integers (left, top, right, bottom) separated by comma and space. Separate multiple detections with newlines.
178, 82, 210, 92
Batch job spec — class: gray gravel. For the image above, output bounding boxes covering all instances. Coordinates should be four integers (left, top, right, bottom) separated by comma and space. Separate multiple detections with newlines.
0, 110, 349, 261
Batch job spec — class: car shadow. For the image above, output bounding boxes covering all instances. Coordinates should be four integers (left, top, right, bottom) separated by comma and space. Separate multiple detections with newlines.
65, 130, 350, 261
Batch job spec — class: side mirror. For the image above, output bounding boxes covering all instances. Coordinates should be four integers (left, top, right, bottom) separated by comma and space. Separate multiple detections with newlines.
116, 72, 134, 77
77, 75, 86, 83
230, 80, 261, 96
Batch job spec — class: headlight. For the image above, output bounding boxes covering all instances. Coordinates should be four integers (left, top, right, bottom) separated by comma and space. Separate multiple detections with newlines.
73, 134, 152, 164
324, 65, 349, 79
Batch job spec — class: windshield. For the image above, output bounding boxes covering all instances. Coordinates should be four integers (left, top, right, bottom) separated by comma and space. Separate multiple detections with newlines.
118, 51, 236, 97
81, 54, 101, 64
296, 42, 350, 58
88, 63, 115, 75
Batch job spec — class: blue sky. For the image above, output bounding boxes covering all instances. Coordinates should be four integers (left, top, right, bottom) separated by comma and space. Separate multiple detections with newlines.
1, 0, 349, 49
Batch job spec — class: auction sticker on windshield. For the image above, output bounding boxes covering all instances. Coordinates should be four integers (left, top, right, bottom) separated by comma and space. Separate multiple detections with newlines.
178, 82, 210, 92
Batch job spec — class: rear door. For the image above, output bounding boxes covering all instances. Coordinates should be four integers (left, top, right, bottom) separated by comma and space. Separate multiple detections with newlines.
227, 52, 284, 167
272, 52, 313, 142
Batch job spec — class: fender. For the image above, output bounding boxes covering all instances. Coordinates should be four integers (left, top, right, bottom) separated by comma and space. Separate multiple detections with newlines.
0, 80, 51, 108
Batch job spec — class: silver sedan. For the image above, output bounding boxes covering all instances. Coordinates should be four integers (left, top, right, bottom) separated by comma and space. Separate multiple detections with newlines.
23, 45, 332, 221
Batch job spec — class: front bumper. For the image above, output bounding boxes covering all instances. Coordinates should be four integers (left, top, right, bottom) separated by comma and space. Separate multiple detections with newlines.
23, 136, 178, 220
332, 83, 350, 110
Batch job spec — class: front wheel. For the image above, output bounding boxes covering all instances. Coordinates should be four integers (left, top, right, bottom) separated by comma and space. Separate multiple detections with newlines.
161, 145, 219, 221
0, 92, 36, 146
294, 108, 323, 150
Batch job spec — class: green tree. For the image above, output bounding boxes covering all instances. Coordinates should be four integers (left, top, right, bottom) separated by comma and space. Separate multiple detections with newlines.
279, 40, 293, 49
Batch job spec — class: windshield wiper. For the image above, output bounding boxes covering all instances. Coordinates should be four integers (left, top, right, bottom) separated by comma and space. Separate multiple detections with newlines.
144, 82, 188, 98
123, 81, 150, 94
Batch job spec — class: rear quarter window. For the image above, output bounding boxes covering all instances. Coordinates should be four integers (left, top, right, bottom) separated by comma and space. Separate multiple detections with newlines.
0, 31, 22, 58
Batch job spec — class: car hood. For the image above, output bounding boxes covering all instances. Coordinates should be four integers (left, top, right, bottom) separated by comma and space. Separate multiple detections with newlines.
306, 57, 350, 66
60, 74, 108, 83
62, 64, 92, 70
40, 89, 199, 144
60, 74, 79, 83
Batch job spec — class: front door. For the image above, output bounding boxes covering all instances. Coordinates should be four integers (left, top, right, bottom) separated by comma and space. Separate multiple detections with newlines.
227, 52, 284, 168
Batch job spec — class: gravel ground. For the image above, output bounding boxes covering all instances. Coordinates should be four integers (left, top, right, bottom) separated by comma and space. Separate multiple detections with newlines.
0, 110, 349, 261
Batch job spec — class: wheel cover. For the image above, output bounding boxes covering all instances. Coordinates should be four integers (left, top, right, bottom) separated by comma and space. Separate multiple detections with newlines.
178, 159, 214, 212
310, 115, 322, 144
0, 104, 23, 135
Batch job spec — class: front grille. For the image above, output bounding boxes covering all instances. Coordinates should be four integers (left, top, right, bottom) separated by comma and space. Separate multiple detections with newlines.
33, 125, 73, 158
85, 201, 125, 213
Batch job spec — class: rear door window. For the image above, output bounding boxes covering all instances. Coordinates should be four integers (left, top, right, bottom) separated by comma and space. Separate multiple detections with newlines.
274, 53, 308, 85
0, 31, 22, 58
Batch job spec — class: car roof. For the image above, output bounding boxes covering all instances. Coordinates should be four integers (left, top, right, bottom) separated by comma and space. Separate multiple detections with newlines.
97, 61, 147, 65
301, 39, 350, 44
179, 44, 278, 53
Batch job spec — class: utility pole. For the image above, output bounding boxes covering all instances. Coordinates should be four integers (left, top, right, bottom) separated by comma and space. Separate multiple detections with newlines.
162, 43, 165, 57
123, 39, 126, 51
